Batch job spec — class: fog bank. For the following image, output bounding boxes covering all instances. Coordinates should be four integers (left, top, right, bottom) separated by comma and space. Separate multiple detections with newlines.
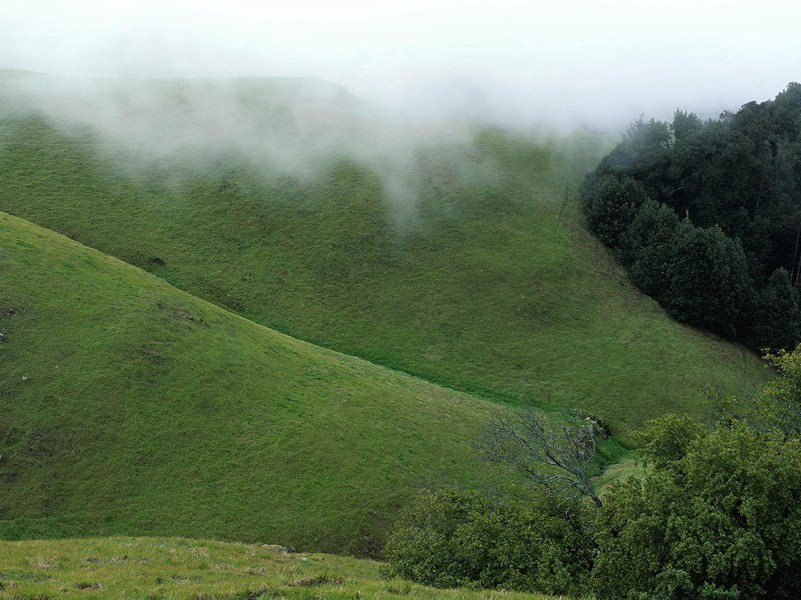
3, 1, 801, 131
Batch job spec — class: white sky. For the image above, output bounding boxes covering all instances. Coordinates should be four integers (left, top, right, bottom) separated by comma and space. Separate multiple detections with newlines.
2, 0, 801, 129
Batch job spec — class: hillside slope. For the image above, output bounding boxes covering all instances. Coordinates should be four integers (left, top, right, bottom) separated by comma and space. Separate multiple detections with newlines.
0, 72, 766, 438
0, 211, 507, 554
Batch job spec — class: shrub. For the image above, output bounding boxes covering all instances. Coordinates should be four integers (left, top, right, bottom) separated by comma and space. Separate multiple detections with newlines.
593, 417, 801, 599
383, 489, 593, 596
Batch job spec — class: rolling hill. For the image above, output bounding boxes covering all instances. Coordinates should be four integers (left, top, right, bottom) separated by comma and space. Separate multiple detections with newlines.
0, 71, 767, 440
0, 211, 510, 554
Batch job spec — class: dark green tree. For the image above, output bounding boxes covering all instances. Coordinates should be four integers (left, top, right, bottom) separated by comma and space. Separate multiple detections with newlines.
751, 268, 801, 351
672, 109, 703, 143
662, 222, 751, 337
583, 175, 649, 248
623, 198, 680, 296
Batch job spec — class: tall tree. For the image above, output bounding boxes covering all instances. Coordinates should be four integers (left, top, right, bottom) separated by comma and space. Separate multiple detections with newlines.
751, 268, 801, 351
662, 222, 751, 337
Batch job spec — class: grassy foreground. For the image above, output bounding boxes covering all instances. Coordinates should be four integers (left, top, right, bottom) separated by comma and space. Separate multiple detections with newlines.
0, 537, 550, 599
0, 72, 767, 439
0, 211, 510, 553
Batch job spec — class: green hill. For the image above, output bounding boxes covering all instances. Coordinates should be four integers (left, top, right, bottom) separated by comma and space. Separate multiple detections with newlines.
0, 211, 509, 554
0, 537, 549, 599
0, 72, 766, 439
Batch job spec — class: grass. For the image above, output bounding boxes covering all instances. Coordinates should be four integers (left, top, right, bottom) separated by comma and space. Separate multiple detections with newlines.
0, 537, 551, 599
0, 73, 769, 559
0, 211, 514, 554
0, 72, 767, 441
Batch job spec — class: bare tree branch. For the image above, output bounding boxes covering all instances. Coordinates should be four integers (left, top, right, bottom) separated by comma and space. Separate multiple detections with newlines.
478, 408, 603, 507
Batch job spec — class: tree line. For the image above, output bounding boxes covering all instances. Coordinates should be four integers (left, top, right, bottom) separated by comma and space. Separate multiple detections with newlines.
583, 83, 801, 350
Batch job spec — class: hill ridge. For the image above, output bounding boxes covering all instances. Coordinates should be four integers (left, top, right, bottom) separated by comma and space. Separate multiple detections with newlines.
0, 210, 510, 554
0, 210, 502, 401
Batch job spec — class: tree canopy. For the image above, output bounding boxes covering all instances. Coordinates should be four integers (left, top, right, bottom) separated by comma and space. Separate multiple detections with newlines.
583, 83, 801, 350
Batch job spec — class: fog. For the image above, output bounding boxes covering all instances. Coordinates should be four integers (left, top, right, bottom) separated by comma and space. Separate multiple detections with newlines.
2, 1, 800, 224
3, 0, 801, 131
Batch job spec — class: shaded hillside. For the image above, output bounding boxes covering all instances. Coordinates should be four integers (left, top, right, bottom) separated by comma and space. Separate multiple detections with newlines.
0, 211, 506, 554
0, 72, 766, 439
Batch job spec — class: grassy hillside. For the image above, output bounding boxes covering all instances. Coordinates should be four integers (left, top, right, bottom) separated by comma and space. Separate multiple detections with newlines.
0, 72, 766, 438
0, 537, 549, 599
0, 211, 513, 554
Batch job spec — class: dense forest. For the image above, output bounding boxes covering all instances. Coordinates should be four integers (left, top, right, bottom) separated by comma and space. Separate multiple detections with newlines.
583, 83, 801, 350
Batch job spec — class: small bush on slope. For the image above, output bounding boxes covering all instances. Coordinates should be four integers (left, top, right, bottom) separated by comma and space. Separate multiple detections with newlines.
384, 489, 593, 596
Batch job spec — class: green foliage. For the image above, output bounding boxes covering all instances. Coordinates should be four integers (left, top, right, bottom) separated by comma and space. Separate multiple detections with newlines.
632, 413, 704, 470
662, 222, 751, 337
384, 489, 593, 596
623, 198, 680, 295
582, 175, 648, 247
583, 82, 801, 350
752, 268, 801, 351
672, 109, 704, 142
594, 422, 801, 599
761, 346, 801, 437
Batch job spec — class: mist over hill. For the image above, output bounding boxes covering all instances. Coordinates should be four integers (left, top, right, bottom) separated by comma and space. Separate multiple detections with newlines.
1, 1, 800, 596
0, 72, 765, 443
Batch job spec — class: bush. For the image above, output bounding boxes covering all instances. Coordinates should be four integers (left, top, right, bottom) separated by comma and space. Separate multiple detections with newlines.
383, 489, 593, 596
592, 416, 801, 599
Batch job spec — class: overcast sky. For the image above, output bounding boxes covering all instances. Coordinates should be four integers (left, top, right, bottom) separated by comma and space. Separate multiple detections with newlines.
2, 0, 801, 130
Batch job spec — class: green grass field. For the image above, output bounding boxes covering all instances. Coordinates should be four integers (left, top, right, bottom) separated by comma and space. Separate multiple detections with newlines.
0, 212, 516, 555
0, 72, 767, 441
0, 73, 772, 576
0, 537, 550, 599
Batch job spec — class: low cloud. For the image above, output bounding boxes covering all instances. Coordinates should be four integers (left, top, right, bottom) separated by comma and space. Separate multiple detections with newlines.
2, 1, 800, 225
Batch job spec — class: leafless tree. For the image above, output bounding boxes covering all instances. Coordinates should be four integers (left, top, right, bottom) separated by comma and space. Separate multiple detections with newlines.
479, 408, 603, 507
